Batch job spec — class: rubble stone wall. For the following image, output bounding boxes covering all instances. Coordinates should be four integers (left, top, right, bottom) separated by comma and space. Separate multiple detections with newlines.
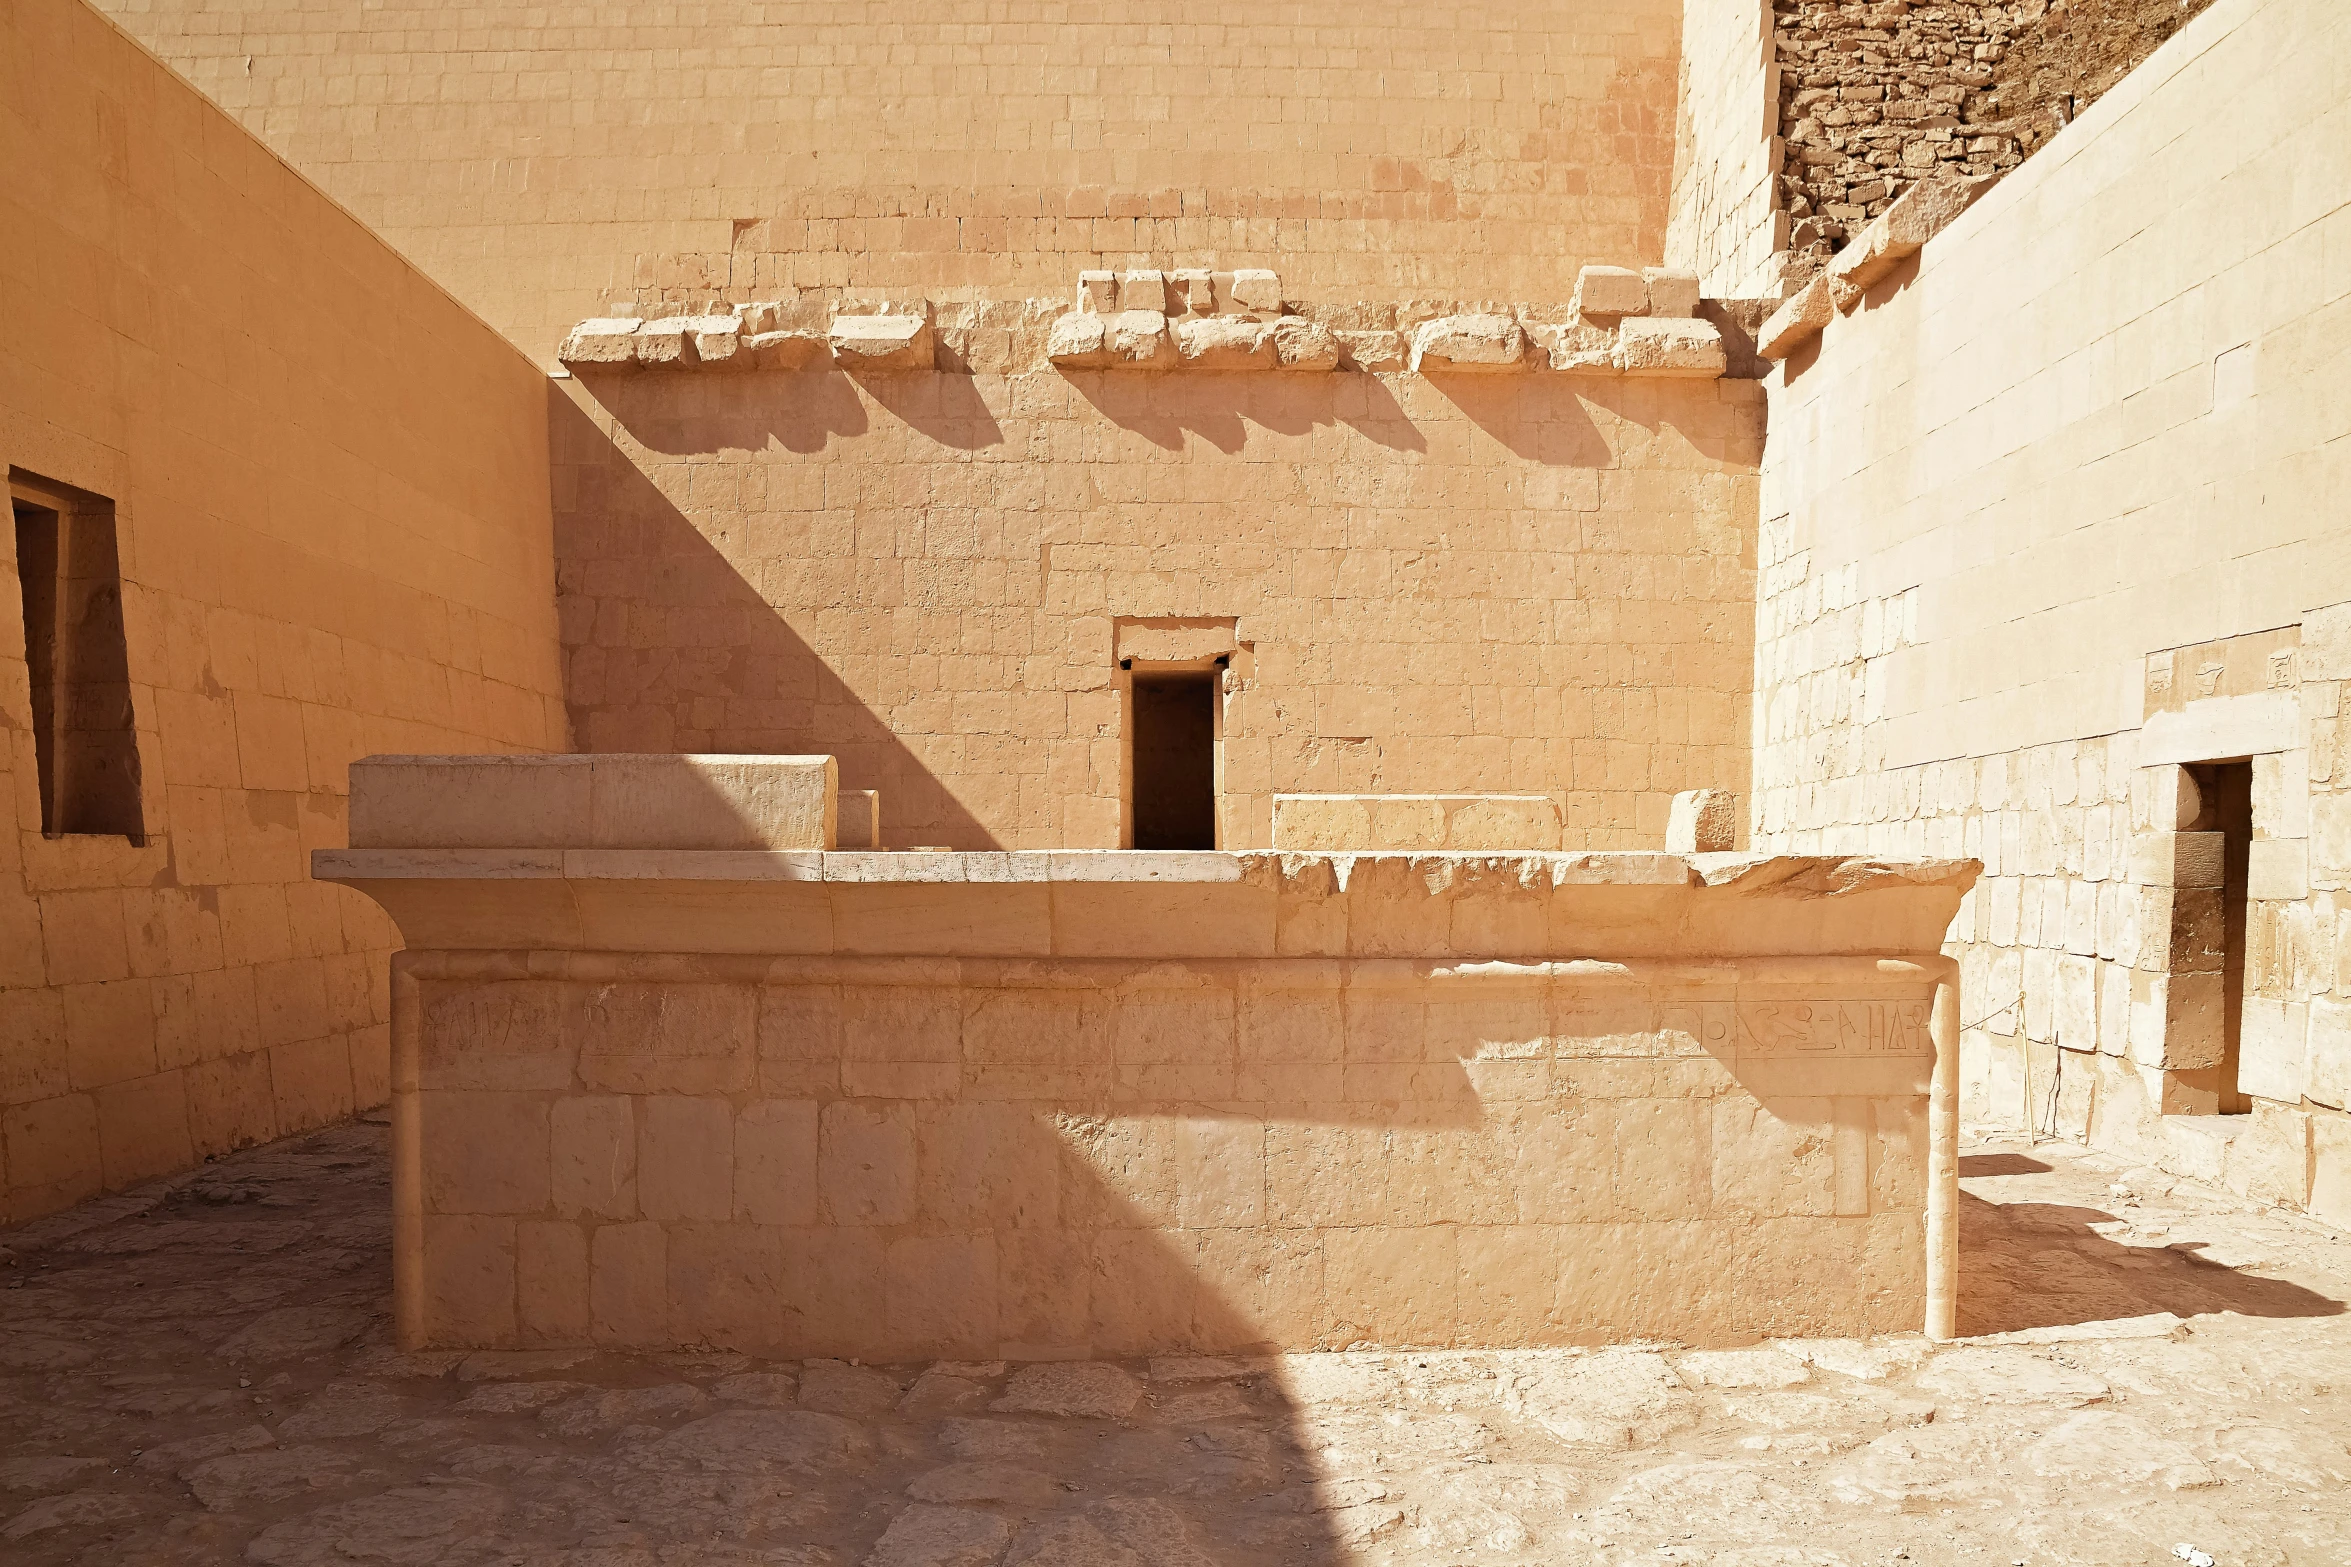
1771, 0, 2028, 286
1752, 0, 2351, 1220
0, 0, 568, 1224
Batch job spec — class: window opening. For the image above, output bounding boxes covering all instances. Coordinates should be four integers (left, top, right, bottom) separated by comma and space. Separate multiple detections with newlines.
12, 472, 143, 841
1128, 670, 1216, 850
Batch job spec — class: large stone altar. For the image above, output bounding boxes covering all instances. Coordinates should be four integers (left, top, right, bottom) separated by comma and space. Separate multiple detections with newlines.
317, 756, 1972, 1357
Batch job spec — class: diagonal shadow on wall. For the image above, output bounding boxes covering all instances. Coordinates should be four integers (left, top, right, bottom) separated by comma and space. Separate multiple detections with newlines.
548, 381, 1001, 849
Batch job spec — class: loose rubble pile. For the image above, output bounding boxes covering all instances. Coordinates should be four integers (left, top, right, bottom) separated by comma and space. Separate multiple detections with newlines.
3, 1121, 2349, 1565
558, 267, 1734, 380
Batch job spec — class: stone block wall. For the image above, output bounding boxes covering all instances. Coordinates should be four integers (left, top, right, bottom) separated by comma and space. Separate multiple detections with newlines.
94, 0, 1687, 371
1667, 0, 1790, 296
1753, 0, 2351, 1219
312, 844, 1970, 1355
551, 322, 1760, 850
0, 0, 567, 1223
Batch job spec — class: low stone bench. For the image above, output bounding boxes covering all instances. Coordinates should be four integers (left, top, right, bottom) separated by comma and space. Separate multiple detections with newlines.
319, 760, 1974, 1358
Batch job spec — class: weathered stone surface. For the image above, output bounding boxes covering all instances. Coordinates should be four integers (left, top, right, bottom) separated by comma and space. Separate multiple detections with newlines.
558, 318, 642, 365
1757, 275, 1834, 361
1332, 328, 1404, 370
800, 1361, 906, 1416
1268, 317, 1338, 372
865, 1504, 1012, 1567
993, 1362, 1144, 1419
1227, 269, 1282, 312
1642, 267, 1702, 319
1826, 173, 1992, 310
9, 1121, 2351, 1564
1666, 788, 1738, 853
828, 311, 935, 370
1171, 316, 1273, 370
1613, 316, 1727, 378
1047, 309, 1172, 369
1912, 1347, 2109, 1407
1570, 265, 1649, 319
1408, 313, 1526, 372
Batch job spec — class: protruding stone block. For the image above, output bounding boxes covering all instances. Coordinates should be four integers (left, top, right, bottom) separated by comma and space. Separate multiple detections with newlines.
1827, 171, 1992, 311
557, 318, 643, 365
1269, 318, 1339, 372
1643, 267, 1703, 319
684, 315, 741, 366
1757, 276, 1833, 361
1334, 329, 1405, 371
1078, 271, 1117, 314
1119, 269, 1167, 314
1529, 320, 1616, 373
1228, 268, 1282, 312
1168, 269, 1214, 315
1666, 789, 1737, 853
743, 328, 832, 370
828, 311, 934, 370
634, 319, 690, 366
1571, 265, 1650, 320
1614, 316, 1727, 378
1049, 310, 1174, 369
1409, 314, 1526, 373
1173, 315, 1274, 369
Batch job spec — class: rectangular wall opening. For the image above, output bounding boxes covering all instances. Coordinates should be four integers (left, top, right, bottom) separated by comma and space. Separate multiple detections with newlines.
12, 471, 144, 842
2181, 759, 2253, 1114
1127, 670, 1216, 850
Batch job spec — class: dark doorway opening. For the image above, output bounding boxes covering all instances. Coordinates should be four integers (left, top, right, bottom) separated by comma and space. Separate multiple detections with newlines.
1129, 672, 1215, 850
2187, 758, 2254, 1113
12, 472, 144, 842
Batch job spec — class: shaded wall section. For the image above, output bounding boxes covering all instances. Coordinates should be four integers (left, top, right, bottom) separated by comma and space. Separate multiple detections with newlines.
0, 0, 567, 1223
93, 0, 1686, 364
1751, 0, 2351, 1219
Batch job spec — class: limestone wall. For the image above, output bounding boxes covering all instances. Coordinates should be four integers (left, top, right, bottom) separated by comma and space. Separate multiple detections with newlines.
554, 345, 1761, 851
0, 0, 567, 1223
94, 0, 1687, 369
1666, 0, 1788, 297
1751, 0, 2351, 1219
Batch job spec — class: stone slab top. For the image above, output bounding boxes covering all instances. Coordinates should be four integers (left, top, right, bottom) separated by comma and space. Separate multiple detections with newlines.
314, 848, 1978, 962
315, 846, 1974, 893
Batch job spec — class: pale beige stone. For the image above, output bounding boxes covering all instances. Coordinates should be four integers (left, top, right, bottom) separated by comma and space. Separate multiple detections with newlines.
1756, 277, 1832, 361
828, 311, 934, 370
557, 318, 641, 365
1666, 789, 1737, 853
1171, 316, 1273, 370
1572, 265, 1650, 319
1642, 267, 1702, 319
1614, 316, 1727, 377
1408, 314, 1526, 372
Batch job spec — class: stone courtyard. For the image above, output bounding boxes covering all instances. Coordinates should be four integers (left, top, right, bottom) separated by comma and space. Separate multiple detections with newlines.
3, 1118, 2346, 1567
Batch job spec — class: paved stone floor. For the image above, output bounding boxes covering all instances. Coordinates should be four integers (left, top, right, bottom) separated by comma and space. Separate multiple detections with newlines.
3, 1121, 2350, 1566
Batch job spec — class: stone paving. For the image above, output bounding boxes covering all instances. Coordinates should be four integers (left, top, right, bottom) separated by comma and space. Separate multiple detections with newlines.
3, 1120, 2349, 1567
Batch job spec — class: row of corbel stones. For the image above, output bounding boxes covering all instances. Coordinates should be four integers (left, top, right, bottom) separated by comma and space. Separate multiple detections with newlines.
557, 264, 1732, 379
1757, 170, 1999, 362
